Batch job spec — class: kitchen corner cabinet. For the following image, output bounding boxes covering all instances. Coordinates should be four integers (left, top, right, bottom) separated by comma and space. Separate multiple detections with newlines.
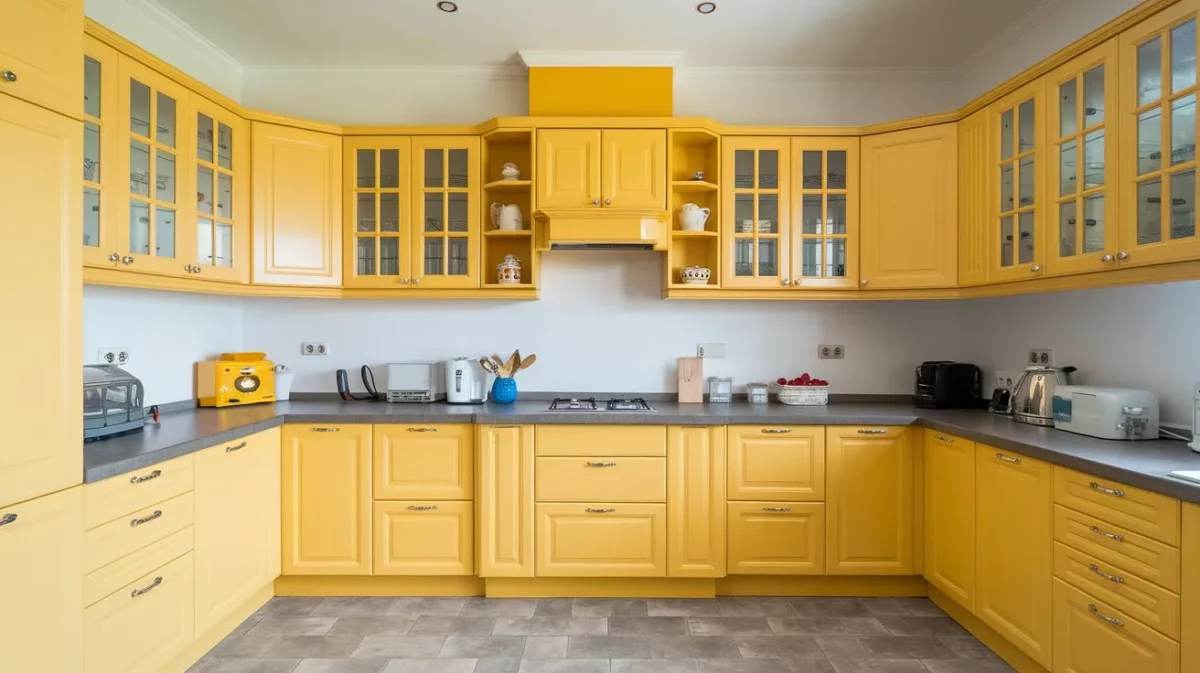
923, 430, 976, 610
476, 425, 535, 577
975, 445, 1053, 669
0, 0, 83, 119
825, 426, 914, 575
1182, 503, 1199, 673
0, 93, 82, 508
790, 137, 860, 289
860, 124, 958, 289
721, 138, 791, 288
990, 78, 1047, 283
251, 122, 342, 287
959, 108, 991, 286
667, 426, 726, 578
281, 424, 371, 575
536, 129, 665, 210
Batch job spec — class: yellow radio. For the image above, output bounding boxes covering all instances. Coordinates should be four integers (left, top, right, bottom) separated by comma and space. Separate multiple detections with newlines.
195, 352, 275, 407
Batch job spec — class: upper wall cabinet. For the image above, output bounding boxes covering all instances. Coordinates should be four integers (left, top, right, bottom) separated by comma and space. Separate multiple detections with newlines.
1119, 3, 1200, 267
721, 138, 791, 288
344, 137, 413, 288
192, 95, 249, 282
252, 122, 343, 287
82, 37, 120, 269
536, 129, 666, 210
860, 124, 958, 289
412, 136, 481, 288
959, 108, 991, 286
0, 0, 83, 119
990, 78, 1047, 283
791, 138, 859, 290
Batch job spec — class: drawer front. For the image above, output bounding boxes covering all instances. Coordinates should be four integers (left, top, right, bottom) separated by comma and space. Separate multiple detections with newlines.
535, 457, 666, 503
84, 527, 193, 607
727, 502, 826, 575
373, 501, 473, 576
1054, 467, 1180, 547
1054, 505, 1180, 593
536, 426, 667, 457
374, 424, 473, 500
84, 553, 195, 673
535, 503, 666, 577
925, 429, 974, 450
1054, 542, 1180, 640
1052, 578, 1179, 673
85, 492, 194, 574
84, 454, 193, 530
727, 426, 824, 501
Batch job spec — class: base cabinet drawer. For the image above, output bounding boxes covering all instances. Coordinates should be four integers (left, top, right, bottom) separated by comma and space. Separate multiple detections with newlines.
535, 457, 666, 502
727, 502, 825, 575
84, 454, 193, 530
536, 426, 667, 457
373, 501, 473, 576
727, 426, 825, 501
84, 492, 194, 574
1054, 467, 1180, 547
1053, 505, 1180, 593
374, 424, 474, 500
1053, 578, 1179, 673
535, 503, 666, 577
1054, 542, 1180, 641
84, 552, 195, 673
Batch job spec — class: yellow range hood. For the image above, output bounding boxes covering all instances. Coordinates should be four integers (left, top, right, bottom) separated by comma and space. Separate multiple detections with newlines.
535, 207, 669, 252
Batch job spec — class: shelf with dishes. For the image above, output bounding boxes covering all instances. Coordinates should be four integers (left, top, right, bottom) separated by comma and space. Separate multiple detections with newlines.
666, 129, 721, 288
482, 129, 537, 290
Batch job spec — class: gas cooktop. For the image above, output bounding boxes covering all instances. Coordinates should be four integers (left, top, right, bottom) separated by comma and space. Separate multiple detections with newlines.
547, 397, 657, 412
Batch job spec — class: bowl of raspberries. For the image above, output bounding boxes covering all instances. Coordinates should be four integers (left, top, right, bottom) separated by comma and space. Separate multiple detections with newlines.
772, 373, 830, 406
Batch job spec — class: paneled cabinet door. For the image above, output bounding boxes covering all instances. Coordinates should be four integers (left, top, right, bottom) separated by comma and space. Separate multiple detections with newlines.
923, 430, 976, 610
373, 501, 473, 575
722, 138, 791, 288
476, 425, 535, 577
251, 122, 342, 287
1119, 3, 1200, 267
0, 487, 83, 673
411, 136, 480, 288
860, 124, 958, 289
791, 137, 859, 289
601, 129, 666, 209
1046, 40, 1120, 276
535, 503, 667, 577
0, 94, 81, 508
976, 445, 1053, 670
990, 78, 1047, 282
191, 95, 249, 282
537, 129, 601, 209
0, 0, 82, 119
343, 137, 412, 288
281, 424, 372, 575
727, 502, 826, 575
825, 427, 913, 575
374, 424, 473, 500
194, 429, 281, 635
667, 426, 726, 578
727, 426, 824, 501
959, 108, 991, 286
82, 36, 121, 268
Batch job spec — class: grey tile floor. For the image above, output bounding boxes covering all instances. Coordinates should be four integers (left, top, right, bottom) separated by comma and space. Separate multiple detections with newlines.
186, 596, 1014, 673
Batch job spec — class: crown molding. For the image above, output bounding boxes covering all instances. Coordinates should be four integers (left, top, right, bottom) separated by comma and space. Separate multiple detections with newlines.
675, 65, 958, 83
119, 0, 245, 75
243, 64, 527, 82
517, 50, 685, 68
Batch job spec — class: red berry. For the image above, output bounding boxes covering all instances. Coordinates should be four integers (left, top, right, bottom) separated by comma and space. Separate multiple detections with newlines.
798, 373, 811, 384
788, 378, 801, 386
777, 377, 788, 385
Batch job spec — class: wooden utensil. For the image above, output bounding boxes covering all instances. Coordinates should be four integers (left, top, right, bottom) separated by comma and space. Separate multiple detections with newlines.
480, 358, 499, 376
508, 350, 521, 377
491, 354, 508, 377
519, 354, 537, 371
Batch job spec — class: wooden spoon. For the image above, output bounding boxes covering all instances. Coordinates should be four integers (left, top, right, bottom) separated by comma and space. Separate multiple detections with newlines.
509, 350, 522, 376
491, 354, 508, 377
479, 358, 499, 376
519, 354, 537, 371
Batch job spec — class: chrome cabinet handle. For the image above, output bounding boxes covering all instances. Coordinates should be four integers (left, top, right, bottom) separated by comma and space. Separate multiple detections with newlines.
0, 513, 16, 527
858, 429, 887, 435
1088, 604, 1124, 628
130, 469, 162, 484
586, 461, 617, 467
995, 452, 1021, 464
1088, 564, 1125, 584
761, 428, 792, 434
225, 441, 247, 453
130, 510, 163, 527
310, 427, 340, 432
585, 508, 616, 513
1090, 525, 1125, 543
407, 428, 437, 433
108, 252, 121, 262
1, 70, 16, 82
761, 506, 791, 512
1117, 251, 1130, 260
122, 256, 134, 264
1031, 265, 1041, 272
935, 435, 954, 443
131, 576, 162, 598
1100, 254, 1115, 263
1088, 481, 1125, 498
407, 505, 438, 511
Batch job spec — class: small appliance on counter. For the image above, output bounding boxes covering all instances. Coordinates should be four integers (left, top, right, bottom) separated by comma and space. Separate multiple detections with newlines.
913, 361, 983, 408
387, 361, 445, 403
1011, 364, 1076, 427
196, 352, 275, 407
84, 365, 146, 441
274, 364, 294, 401
445, 357, 485, 404
1052, 386, 1159, 440
989, 388, 1012, 415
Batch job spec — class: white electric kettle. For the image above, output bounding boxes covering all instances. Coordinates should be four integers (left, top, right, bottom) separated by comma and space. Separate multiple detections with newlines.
490, 203, 523, 231
445, 357, 485, 404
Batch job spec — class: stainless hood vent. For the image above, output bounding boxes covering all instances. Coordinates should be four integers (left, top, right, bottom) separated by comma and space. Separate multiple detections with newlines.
550, 243, 656, 251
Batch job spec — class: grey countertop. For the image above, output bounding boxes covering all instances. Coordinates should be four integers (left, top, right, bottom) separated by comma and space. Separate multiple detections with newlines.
83, 400, 1200, 503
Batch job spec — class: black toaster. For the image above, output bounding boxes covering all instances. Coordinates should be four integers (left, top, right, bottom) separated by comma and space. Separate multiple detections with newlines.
913, 361, 983, 409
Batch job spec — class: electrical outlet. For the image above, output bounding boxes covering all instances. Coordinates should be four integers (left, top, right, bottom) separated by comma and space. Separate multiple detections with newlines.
817, 344, 844, 360
697, 343, 725, 359
301, 342, 329, 356
1028, 348, 1054, 366
994, 370, 1021, 392
97, 347, 131, 365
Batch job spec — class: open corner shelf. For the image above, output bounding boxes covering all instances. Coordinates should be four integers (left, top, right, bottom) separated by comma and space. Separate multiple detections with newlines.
672, 180, 719, 192
671, 229, 719, 238
484, 179, 533, 191
484, 228, 534, 237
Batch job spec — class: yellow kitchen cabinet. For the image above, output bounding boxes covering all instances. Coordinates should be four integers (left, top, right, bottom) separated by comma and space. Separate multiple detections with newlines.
343, 136, 413, 288
536, 425, 666, 456
825, 426, 913, 575
727, 502, 825, 575
84, 491, 193, 573
0, 93, 81, 508
535, 502, 667, 577
0, 0, 83, 118
1182, 502, 1199, 673
1053, 467, 1180, 547
601, 129, 667, 209
0, 487, 83, 673
860, 124, 957, 289
990, 77, 1048, 283
82, 35, 122, 269
1118, 2, 1200, 268
373, 501, 473, 575
727, 425, 824, 501
251, 121, 342, 287
790, 137, 860, 289
535, 456, 666, 503
476, 425, 535, 577
193, 429, 280, 635
976, 445, 1053, 669
1052, 578, 1179, 673
374, 424, 473, 500
84, 552, 193, 673
191, 93, 250, 282
959, 108, 991, 286
411, 136, 481, 288
667, 426, 726, 578
537, 129, 601, 208
924, 430, 976, 610
281, 424, 371, 575
721, 137, 791, 288
1053, 541, 1179, 641
1045, 39, 1120, 277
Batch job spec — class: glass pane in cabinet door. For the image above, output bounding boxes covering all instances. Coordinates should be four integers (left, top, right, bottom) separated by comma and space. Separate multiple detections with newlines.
1138, 179, 1163, 244
734, 194, 753, 233
758, 150, 778, 189
424, 149, 444, 188
802, 151, 822, 189
1000, 164, 1014, 211
130, 79, 151, 137
356, 149, 375, 188
1059, 79, 1077, 137
1171, 170, 1196, 239
448, 149, 469, 188
734, 150, 754, 189
356, 194, 375, 232
130, 140, 150, 197
801, 238, 820, 277
1018, 99, 1036, 153
130, 202, 150, 253
217, 172, 232, 219
1171, 19, 1197, 93
156, 92, 176, 148
801, 195, 821, 234
356, 236, 375, 275
734, 238, 753, 276
448, 193, 468, 232
155, 207, 175, 258
84, 122, 100, 182
424, 238, 444, 275
198, 164, 213, 214
758, 194, 778, 234
217, 123, 232, 170
757, 239, 778, 277
1018, 211, 1035, 264
1083, 131, 1105, 188
1170, 94, 1196, 165
1019, 156, 1035, 207
379, 237, 400, 276
825, 238, 846, 278
1139, 108, 1163, 174
448, 238, 469, 275
1059, 201, 1077, 257
380, 149, 399, 188
197, 217, 212, 264
1138, 37, 1164, 105
828, 151, 847, 190
155, 149, 175, 203
379, 193, 399, 232
1083, 195, 1105, 253
83, 188, 100, 247
84, 57, 100, 118
828, 194, 847, 234
424, 193, 444, 231
215, 223, 232, 267
1059, 140, 1077, 197
1000, 109, 1014, 160
1000, 215, 1014, 267
197, 114, 213, 163
1083, 65, 1105, 126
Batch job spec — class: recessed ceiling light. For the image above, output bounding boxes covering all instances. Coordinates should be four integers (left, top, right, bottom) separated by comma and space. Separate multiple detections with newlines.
437, 1, 458, 12
697, 2, 716, 14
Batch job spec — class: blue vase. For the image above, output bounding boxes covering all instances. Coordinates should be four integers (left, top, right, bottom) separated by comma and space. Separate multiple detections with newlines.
492, 377, 518, 404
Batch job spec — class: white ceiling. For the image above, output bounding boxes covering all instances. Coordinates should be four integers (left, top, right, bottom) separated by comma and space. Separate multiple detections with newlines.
153, 0, 1049, 70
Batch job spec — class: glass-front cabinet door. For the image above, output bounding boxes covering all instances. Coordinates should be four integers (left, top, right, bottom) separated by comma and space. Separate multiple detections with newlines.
791, 138, 859, 289
1046, 41, 1120, 276
343, 137, 412, 288
82, 37, 119, 268
990, 79, 1046, 282
192, 95, 248, 282
1119, 4, 1200, 267
411, 136, 480, 289
721, 138, 790, 288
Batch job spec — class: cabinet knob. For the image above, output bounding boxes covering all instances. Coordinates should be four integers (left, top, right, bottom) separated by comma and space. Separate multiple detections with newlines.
1, 70, 16, 83
1117, 251, 1130, 261
184, 264, 195, 272
412, 277, 421, 285
1100, 254, 1114, 263
604, 198, 611, 206
194, 266, 201, 274
122, 256, 134, 265
860, 279, 868, 286
1030, 264, 1041, 272
400, 278, 410, 284
592, 199, 600, 206
781, 279, 790, 286
108, 252, 120, 262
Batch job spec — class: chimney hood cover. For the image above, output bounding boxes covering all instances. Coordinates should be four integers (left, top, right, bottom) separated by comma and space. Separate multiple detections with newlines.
535, 207, 669, 252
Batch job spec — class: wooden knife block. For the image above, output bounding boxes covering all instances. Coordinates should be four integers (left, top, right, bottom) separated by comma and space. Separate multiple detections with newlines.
678, 357, 703, 404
